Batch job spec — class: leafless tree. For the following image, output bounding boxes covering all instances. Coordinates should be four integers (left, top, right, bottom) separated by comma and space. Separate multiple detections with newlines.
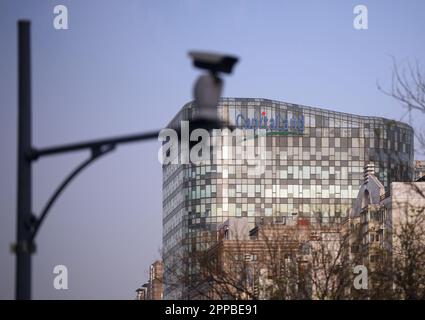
392, 206, 425, 299
370, 62, 425, 298
368, 203, 425, 299
378, 57, 425, 154
162, 220, 365, 300
305, 226, 352, 299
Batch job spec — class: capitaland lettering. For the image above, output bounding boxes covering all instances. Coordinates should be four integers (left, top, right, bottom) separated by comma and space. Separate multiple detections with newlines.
235, 112, 304, 133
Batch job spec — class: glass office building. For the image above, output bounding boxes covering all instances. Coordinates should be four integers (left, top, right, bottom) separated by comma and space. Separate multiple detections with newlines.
162, 98, 414, 299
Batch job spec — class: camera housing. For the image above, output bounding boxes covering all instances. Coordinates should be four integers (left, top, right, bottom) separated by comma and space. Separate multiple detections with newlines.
189, 51, 239, 74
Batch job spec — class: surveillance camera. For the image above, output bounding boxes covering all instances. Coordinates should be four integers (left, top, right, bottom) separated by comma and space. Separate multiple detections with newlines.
189, 51, 239, 74
188, 73, 227, 131
193, 73, 223, 115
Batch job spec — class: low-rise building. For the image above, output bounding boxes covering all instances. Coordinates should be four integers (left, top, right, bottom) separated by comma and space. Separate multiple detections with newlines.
414, 160, 425, 180
190, 217, 345, 300
148, 260, 164, 300
136, 260, 164, 300
135, 283, 148, 300
347, 163, 425, 296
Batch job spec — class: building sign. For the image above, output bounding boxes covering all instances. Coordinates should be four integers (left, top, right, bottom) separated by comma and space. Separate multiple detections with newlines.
235, 111, 304, 135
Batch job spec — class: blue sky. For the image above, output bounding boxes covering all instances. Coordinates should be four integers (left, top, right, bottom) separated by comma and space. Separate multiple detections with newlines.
0, 0, 424, 299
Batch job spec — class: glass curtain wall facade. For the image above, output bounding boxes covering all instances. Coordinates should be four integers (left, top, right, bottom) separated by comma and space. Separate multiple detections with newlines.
162, 98, 414, 299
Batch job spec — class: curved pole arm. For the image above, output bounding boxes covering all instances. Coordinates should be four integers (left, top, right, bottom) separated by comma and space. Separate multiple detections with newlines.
30, 130, 159, 160
29, 144, 116, 242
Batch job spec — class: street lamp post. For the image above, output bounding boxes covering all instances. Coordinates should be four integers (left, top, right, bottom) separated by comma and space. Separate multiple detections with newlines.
15, 20, 33, 301
13, 20, 238, 300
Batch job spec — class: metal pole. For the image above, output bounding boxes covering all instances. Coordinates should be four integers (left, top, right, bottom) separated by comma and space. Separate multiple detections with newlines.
16, 20, 33, 300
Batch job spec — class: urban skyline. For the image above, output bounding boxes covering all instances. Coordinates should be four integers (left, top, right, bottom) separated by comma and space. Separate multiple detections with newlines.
162, 97, 415, 299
